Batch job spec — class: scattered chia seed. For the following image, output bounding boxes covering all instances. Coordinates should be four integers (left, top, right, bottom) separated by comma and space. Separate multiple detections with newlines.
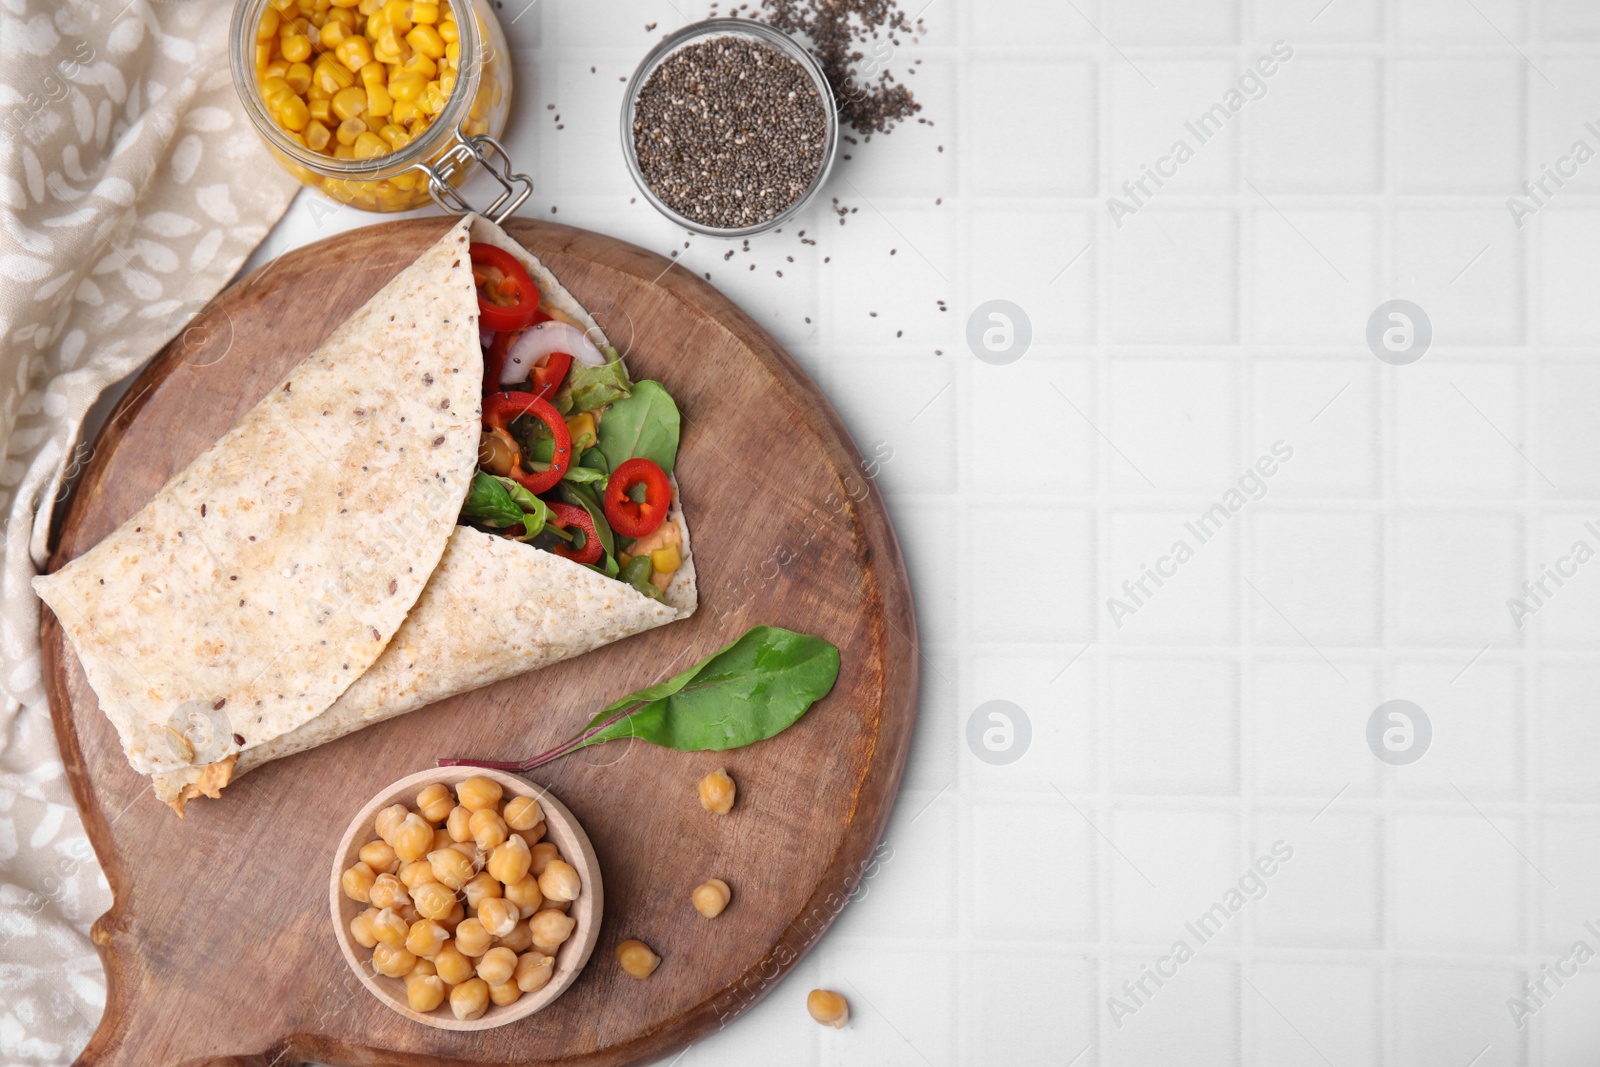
632, 36, 828, 230
756, 0, 923, 136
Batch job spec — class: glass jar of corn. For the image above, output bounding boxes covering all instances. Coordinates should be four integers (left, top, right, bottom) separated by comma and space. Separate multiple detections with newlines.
230, 0, 523, 215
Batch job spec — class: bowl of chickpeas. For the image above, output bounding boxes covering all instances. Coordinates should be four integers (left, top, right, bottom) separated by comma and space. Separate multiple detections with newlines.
330, 768, 602, 1029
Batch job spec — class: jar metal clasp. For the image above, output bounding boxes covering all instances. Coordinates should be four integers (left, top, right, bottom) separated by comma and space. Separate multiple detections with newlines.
408, 129, 532, 223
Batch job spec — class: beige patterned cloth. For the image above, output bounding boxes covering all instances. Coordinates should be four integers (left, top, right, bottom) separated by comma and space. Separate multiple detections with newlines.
0, 0, 297, 1059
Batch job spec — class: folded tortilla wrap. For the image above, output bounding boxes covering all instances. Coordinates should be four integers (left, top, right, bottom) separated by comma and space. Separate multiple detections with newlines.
38, 216, 697, 814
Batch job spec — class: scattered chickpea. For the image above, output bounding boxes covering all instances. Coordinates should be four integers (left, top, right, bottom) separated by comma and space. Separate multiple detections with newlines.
698, 769, 736, 814
616, 939, 661, 979
341, 861, 376, 903
477, 945, 518, 985
692, 879, 732, 919
514, 951, 554, 993
538, 859, 581, 902
358, 840, 399, 874
450, 977, 491, 1021
416, 782, 455, 824
457, 775, 503, 811
503, 795, 543, 831
807, 989, 849, 1029
406, 972, 447, 1012
478, 897, 519, 938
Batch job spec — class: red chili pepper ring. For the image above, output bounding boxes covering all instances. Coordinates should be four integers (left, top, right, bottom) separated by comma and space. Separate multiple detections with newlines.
603, 457, 671, 539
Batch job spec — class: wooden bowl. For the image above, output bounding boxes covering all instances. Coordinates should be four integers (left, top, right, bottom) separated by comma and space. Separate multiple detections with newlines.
329, 767, 604, 1030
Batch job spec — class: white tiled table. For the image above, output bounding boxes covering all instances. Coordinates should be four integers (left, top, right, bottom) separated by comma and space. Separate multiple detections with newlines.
251, 1, 1600, 1063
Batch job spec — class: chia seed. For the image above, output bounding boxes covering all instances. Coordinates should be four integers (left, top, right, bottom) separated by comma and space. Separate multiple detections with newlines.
632, 36, 828, 231
757, 0, 923, 136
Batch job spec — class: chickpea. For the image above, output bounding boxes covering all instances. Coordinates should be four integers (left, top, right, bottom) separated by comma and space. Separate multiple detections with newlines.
428, 848, 475, 891
350, 907, 381, 949
514, 951, 554, 993
368, 872, 411, 911
445, 804, 473, 843
371, 908, 409, 948
512, 825, 547, 849
692, 879, 732, 919
371, 941, 417, 978
698, 769, 736, 814
439, 898, 466, 932
503, 795, 543, 831
417, 782, 455, 823
496, 919, 534, 953
478, 897, 519, 938
616, 939, 660, 979
537, 859, 581, 903
528, 841, 560, 878
434, 941, 474, 985
358, 839, 400, 874
449, 840, 482, 863
529, 909, 576, 954
410, 881, 454, 921
449, 977, 490, 1021
807, 989, 849, 1028
504, 874, 544, 918
488, 980, 522, 1007
405, 972, 447, 1012
341, 861, 376, 903
398, 859, 438, 890
406, 919, 450, 959
469, 807, 509, 850
396, 903, 421, 926
392, 813, 434, 863
488, 835, 533, 886
374, 802, 409, 842
462, 871, 502, 911
476, 945, 518, 985
454, 917, 493, 957
457, 775, 503, 811
412, 958, 438, 978
430, 828, 453, 853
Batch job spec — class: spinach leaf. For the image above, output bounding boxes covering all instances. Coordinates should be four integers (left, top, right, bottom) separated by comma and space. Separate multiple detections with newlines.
461, 472, 524, 528
598, 380, 680, 476
576, 627, 839, 751
580, 446, 609, 473
561, 465, 607, 487
566, 354, 633, 413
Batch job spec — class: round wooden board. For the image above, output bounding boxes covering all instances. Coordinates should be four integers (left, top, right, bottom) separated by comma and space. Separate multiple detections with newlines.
41, 217, 919, 1067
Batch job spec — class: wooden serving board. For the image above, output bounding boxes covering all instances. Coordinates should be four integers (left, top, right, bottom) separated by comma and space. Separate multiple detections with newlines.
41, 217, 919, 1067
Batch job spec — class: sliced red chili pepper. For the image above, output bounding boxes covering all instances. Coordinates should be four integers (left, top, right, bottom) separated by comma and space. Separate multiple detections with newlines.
470, 243, 541, 333
481, 392, 570, 495
530, 350, 572, 402
549, 502, 602, 565
604, 457, 672, 539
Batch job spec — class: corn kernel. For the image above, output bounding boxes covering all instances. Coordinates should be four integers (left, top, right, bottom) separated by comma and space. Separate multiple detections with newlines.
259, 75, 293, 106
258, 8, 282, 38
255, 41, 273, 74
402, 51, 437, 79
318, 20, 347, 48
265, 58, 291, 81
309, 96, 332, 123
270, 0, 295, 11
330, 85, 368, 120
391, 98, 421, 123
419, 84, 445, 115
335, 34, 373, 72
389, 72, 427, 102
333, 143, 356, 159
359, 60, 387, 89
412, 1, 439, 23
314, 59, 355, 94
651, 544, 682, 575
365, 82, 393, 118
383, 0, 414, 33
372, 31, 404, 64
280, 33, 312, 62
437, 17, 457, 42
406, 24, 445, 59
284, 61, 313, 93
378, 122, 408, 149
353, 130, 388, 158
335, 116, 366, 145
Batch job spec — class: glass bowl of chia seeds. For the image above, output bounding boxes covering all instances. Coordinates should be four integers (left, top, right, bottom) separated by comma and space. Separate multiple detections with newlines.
622, 19, 840, 238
